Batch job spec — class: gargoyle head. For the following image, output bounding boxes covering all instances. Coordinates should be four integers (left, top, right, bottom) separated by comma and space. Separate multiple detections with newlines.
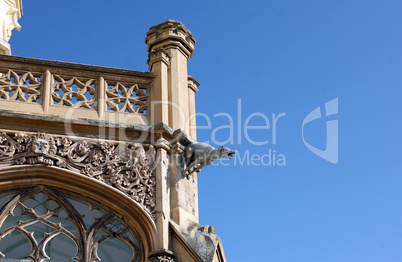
218, 145, 236, 159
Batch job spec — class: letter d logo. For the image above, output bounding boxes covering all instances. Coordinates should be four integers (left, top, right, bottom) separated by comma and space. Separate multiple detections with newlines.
302, 98, 338, 164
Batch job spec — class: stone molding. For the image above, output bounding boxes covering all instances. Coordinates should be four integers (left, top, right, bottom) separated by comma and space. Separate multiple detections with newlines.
188, 75, 200, 93
149, 256, 175, 262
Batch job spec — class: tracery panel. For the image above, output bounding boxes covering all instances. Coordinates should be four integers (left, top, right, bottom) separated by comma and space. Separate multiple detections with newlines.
0, 70, 41, 103
51, 75, 96, 109
106, 81, 148, 114
0, 186, 144, 262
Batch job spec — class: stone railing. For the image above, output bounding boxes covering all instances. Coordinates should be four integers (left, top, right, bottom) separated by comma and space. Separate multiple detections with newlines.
0, 54, 155, 124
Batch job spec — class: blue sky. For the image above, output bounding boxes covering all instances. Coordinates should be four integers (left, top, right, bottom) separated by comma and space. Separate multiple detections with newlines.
10, 1, 402, 261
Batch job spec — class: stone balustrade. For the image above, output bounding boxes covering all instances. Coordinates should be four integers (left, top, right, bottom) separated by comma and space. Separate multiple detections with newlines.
0, 54, 155, 125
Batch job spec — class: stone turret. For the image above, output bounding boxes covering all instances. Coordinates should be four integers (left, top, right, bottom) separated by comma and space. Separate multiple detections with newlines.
146, 20, 199, 140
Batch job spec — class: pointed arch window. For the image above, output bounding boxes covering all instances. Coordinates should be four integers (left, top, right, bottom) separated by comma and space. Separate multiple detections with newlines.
0, 186, 143, 262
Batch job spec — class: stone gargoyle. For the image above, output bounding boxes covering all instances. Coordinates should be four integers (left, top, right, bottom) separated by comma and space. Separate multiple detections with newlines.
182, 142, 235, 178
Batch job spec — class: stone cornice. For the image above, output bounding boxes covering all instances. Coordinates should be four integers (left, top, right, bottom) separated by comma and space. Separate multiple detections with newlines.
0, 54, 155, 79
188, 75, 200, 93
0, 110, 195, 153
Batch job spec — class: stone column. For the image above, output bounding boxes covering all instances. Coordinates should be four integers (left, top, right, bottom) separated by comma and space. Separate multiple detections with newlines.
0, 0, 22, 55
145, 20, 197, 139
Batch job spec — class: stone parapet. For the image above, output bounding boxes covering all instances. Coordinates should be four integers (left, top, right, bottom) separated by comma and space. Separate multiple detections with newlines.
0, 54, 154, 124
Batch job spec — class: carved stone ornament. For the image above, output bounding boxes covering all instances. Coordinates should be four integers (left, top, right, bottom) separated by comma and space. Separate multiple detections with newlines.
182, 142, 235, 178
3, 7, 22, 42
149, 255, 176, 262
0, 132, 156, 217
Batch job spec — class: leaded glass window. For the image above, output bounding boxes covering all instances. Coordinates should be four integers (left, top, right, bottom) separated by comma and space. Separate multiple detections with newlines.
0, 186, 143, 262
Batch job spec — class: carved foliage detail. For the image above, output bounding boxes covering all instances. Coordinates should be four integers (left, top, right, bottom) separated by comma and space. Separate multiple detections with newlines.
106, 82, 148, 114
0, 70, 41, 103
52, 75, 96, 109
0, 132, 156, 216
0, 68, 151, 115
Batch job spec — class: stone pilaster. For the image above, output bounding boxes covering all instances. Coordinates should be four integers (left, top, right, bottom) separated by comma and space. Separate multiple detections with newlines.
154, 138, 172, 250
170, 142, 199, 225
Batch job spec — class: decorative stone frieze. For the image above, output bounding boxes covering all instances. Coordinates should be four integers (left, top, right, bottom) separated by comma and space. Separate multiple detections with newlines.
0, 132, 157, 217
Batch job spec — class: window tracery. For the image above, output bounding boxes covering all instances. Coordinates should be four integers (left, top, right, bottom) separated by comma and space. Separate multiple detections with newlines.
0, 186, 143, 262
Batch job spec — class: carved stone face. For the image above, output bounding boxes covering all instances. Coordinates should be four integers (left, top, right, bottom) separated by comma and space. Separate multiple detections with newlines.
221, 147, 236, 159
31, 138, 49, 154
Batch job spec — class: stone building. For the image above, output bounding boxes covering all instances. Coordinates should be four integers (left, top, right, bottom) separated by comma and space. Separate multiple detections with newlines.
0, 1, 230, 262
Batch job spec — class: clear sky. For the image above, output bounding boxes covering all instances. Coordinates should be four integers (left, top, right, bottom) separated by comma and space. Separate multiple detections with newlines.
10, 1, 402, 261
